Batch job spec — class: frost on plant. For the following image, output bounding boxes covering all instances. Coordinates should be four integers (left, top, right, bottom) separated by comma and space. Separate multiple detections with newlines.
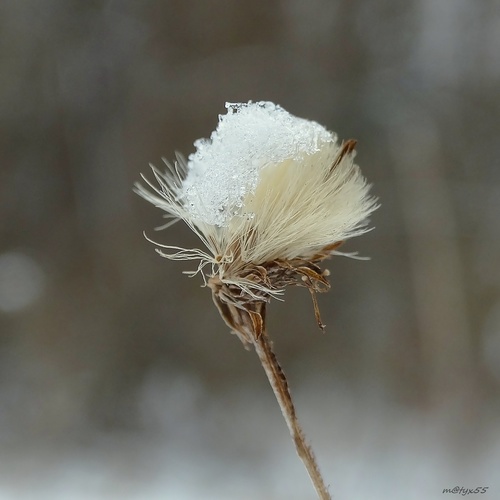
135, 101, 378, 499
136, 101, 378, 336
183, 101, 334, 227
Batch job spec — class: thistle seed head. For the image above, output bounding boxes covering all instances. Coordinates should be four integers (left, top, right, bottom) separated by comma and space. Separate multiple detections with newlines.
135, 101, 378, 340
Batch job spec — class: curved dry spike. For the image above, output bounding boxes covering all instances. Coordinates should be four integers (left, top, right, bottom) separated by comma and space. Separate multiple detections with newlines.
329, 139, 357, 174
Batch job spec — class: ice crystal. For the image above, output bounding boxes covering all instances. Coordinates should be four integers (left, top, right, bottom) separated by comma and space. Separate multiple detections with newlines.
182, 101, 335, 227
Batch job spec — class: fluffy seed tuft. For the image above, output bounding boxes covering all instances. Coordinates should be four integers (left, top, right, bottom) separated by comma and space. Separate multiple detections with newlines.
135, 101, 378, 312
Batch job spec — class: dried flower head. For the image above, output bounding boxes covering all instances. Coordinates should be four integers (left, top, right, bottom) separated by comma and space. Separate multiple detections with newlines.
135, 101, 378, 344
135, 101, 378, 499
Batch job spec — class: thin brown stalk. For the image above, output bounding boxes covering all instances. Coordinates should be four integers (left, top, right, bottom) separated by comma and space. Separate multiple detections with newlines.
252, 329, 331, 500
209, 275, 332, 498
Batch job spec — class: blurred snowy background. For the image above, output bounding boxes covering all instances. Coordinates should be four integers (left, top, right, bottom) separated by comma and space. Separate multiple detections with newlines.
1, 1, 500, 499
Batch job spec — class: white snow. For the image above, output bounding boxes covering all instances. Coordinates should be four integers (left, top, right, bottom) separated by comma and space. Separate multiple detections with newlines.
181, 101, 335, 227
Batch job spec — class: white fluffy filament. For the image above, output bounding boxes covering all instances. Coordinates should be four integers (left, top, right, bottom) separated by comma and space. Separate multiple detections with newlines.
135, 101, 378, 290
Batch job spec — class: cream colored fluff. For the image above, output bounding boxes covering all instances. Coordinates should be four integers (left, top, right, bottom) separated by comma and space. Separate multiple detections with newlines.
135, 102, 378, 292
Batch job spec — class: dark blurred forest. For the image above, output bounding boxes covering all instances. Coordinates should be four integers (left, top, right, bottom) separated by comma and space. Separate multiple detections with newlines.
1, 1, 499, 499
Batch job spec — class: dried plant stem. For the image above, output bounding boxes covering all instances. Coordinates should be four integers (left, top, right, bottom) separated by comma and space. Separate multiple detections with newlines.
209, 278, 332, 498
252, 330, 331, 500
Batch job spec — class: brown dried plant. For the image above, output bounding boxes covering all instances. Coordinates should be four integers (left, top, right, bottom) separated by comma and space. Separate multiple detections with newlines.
135, 102, 378, 499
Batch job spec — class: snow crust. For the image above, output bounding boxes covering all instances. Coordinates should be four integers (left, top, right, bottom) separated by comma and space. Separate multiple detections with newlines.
181, 101, 335, 226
